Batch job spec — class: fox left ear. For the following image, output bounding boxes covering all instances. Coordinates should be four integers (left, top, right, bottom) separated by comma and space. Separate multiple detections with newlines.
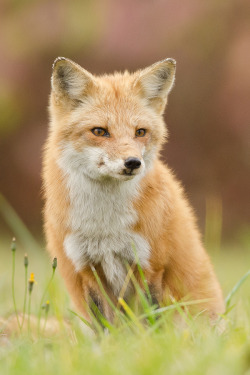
135, 58, 176, 114
51, 57, 94, 104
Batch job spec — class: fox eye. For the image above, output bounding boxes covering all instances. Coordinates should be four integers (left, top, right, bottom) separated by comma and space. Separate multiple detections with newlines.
135, 128, 146, 137
91, 128, 109, 137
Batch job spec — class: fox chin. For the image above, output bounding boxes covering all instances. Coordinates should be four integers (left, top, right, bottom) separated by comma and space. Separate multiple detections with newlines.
43, 57, 224, 326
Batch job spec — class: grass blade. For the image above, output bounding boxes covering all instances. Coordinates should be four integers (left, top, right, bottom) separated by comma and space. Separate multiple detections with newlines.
225, 270, 250, 314
68, 309, 94, 330
118, 297, 145, 333
0, 193, 40, 251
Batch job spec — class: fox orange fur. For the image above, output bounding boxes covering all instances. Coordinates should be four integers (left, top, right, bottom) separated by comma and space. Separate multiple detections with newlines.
43, 57, 224, 325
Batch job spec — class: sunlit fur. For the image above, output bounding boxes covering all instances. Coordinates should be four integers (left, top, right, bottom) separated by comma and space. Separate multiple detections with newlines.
43, 57, 224, 323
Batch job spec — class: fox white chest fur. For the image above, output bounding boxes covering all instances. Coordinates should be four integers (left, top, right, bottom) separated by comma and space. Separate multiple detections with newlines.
58, 143, 150, 296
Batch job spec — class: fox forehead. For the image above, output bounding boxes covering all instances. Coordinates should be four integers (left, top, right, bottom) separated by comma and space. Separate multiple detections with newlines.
95, 70, 138, 95
70, 73, 154, 120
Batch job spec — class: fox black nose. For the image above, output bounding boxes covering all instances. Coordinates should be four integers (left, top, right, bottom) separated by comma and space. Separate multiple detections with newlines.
124, 157, 141, 170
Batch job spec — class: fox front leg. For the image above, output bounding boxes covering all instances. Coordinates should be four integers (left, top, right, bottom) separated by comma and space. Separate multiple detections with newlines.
80, 266, 115, 330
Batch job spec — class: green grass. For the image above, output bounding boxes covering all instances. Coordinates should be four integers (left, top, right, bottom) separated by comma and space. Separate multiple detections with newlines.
0, 237, 249, 375
0, 196, 250, 374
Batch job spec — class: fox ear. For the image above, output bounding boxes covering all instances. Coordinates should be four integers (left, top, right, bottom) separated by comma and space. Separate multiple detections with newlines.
135, 58, 176, 114
51, 57, 94, 103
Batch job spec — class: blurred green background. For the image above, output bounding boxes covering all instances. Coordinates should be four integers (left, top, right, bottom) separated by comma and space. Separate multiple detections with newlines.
0, 0, 249, 242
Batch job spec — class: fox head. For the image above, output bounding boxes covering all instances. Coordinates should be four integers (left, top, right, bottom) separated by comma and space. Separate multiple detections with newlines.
49, 57, 176, 181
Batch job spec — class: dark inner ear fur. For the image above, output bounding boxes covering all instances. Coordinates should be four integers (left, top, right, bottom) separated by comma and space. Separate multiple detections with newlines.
56, 65, 71, 93
155, 67, 173, 95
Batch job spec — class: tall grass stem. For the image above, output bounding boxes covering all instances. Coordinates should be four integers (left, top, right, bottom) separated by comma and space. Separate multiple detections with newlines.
37, 261, 56, 335
27, 290, 32, 335
21, 254, 28, 330
11, 239, 21, 331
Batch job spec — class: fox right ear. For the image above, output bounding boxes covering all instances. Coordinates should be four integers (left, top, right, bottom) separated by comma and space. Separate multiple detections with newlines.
51, 57, 94, 103
135, 58, 176, 114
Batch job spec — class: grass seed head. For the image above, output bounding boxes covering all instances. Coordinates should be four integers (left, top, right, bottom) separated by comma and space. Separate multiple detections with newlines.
52, 257, 57, 270
28, 272, 35, 293
11, 237, 16, 252
24, 253, 29, 268
42, 300, 50, 314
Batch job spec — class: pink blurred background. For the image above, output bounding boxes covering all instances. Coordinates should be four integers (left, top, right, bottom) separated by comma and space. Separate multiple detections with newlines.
0, 0, 249, 241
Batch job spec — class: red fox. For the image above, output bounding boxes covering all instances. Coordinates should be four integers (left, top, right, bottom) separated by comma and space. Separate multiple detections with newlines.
43, 57, 224, 325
